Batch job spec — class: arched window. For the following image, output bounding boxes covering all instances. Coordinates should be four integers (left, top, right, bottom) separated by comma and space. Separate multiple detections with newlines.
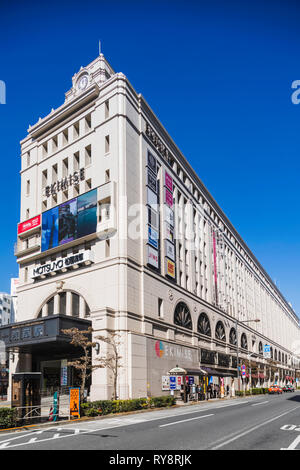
174, 302, 192, 330
274, 349, 277, 361
241, 333, 248, 350
229, 327, 237, 346
278, 351, 281, 362
197, 313, 211, 336
37, 291, 90, 319
270, 347, 273, 359
215, 321, 226, 342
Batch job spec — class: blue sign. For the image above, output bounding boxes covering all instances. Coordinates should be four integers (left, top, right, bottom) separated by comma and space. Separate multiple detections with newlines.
148, 226, 158, 249
188, 376, 194, 385
169, 376, 176, 390
264, 344, 271, 358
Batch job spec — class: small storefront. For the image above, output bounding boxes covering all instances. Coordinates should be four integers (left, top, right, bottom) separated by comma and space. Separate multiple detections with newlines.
0, 314, 92, 399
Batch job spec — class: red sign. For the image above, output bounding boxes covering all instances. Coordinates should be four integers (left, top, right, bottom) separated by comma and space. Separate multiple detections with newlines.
165, 188, 173, 208
18, 215, 41, 235
165, 171, 173, 192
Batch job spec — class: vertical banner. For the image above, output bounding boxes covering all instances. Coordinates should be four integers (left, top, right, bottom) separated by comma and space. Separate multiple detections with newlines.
164, 169, 176, 281
146, 151, 160, 271
212, 230, 218, 305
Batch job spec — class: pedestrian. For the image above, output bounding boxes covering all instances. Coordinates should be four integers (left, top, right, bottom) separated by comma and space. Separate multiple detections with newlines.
226, 384, 230, 396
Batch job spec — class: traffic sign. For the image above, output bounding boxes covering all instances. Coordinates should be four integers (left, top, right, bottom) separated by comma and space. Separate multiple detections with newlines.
263, 344, 271, 359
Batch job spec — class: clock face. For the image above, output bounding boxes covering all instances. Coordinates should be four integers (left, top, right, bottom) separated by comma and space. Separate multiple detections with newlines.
77, 75, 88, 90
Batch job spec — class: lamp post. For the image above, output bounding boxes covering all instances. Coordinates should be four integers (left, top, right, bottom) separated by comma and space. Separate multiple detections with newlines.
235, 318, 260, 393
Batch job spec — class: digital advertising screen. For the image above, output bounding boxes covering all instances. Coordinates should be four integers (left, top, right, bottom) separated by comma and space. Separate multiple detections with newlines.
41, 189, 98, 252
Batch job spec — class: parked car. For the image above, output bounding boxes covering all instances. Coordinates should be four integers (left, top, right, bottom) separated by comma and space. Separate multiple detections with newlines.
282, 385, 288, 392
268, 385, 283, 394
286, 385, 295, 392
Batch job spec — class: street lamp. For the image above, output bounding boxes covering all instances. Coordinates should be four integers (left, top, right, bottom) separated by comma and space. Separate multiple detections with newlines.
235, 318, 260, 393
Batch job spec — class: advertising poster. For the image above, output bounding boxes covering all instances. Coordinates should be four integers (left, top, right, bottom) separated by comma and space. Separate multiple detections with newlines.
18, 214, 41, 235
165, 240, 175, 261
147, 170, 157, 193
41, 206, 59, 251
166, 258, 176, 279
58, 198, 77, 245
165, 223, 174, 243
161, 376, 170, 391
77, 189, 97, 239
147, 151, 157, 174
165, 205, 174, 227
148, 245, 159, 269
41, 189, 98, 252
148, 226, 159, 249
147, 187, 158, 208
148, 207, 159, 230
165, 188, 173, 208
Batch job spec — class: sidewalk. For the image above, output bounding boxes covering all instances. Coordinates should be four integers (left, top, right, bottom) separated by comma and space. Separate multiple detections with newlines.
175, 395, 233, 406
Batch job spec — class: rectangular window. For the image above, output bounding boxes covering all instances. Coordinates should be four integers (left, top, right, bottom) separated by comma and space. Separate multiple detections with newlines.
73, 122, 80, 139
105, 135, 110, 154
85, 145, 92, 166
59, 292, 66, 315
74, 151, 80, 170
72, 293, 80, 317
158, 298, 163, 318
26, 180, 30, 196
42, 169, 47, 188
62, 158, 68, 177
105, 239, 110, 257
62, 129, 68, 146
85, 114, 91, 131
52, 135, 58, 152
47, 297, 54, 316
105, 100, 109, 119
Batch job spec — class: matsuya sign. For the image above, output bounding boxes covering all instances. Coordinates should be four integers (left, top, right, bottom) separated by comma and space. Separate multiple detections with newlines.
32, 250, 94, 279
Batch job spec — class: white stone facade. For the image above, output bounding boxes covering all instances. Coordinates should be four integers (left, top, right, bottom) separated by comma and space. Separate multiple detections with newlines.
13, 52, 300, 400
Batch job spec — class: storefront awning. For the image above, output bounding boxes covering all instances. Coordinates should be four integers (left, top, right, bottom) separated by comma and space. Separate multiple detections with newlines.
0, 315, 92, 355
201, 367, 235, 378
185, 368, 208, 376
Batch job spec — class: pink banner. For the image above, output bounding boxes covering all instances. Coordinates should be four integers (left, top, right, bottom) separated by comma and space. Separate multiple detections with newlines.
165, 188, 173, 207
165, 171, 173, 192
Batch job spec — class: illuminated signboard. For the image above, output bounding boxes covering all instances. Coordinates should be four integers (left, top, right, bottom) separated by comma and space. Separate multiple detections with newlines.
18, 215, 41, 235
41, 189, 97, 252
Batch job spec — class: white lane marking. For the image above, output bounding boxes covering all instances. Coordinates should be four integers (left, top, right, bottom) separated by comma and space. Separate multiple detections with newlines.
281, 435, 300, 450
159, 414, 214, 428
28, 438, 38, 444
0, 429, 44, 446
210, 405, 300, 450
0, 442, 10, 449
0, 399, 253, 449
251, 401, 269, 407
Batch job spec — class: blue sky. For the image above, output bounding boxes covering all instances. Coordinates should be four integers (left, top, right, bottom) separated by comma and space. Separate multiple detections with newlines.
0, 0, 300, 316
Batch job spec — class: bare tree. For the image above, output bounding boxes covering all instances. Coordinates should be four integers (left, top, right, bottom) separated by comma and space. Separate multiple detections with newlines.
95, 332, 123, 400
62, 327, 97, 402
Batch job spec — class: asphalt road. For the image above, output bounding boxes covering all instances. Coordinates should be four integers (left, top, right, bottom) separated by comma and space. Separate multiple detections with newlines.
1, 392, 300, 451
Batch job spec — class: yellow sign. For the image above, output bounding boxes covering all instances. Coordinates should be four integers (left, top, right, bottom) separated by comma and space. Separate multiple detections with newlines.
166, 259, 175, 278
69, 388, 80, 418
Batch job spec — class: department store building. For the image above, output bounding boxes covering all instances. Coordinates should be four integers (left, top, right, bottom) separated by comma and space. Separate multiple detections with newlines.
1, 52, 300, 400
